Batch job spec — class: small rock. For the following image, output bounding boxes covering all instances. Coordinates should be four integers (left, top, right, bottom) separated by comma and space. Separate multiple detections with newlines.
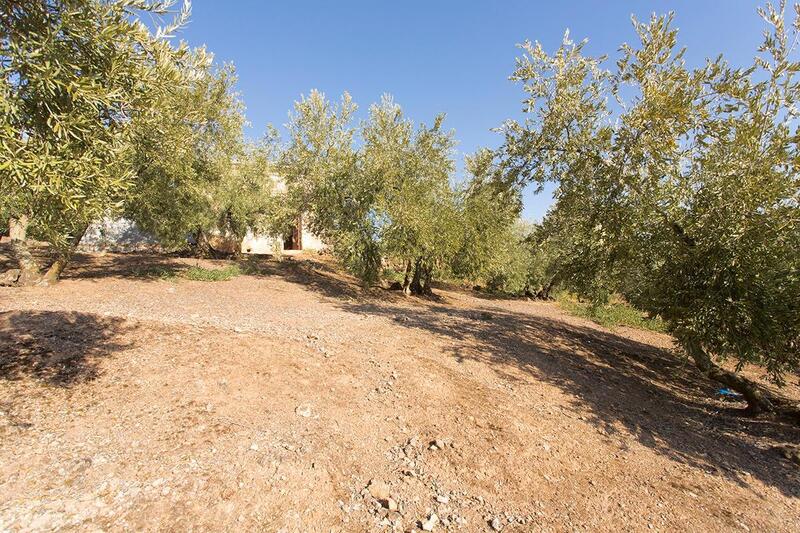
249, 443, 259, 451
367, 479, 392, 501
386, 497, 398, 511
421, 513, 438, 531
295, 405, 313, 417
490, 516, 503, 530
434, 439, 445, 449
436, 495, 450, 504
0, 269, 20, 285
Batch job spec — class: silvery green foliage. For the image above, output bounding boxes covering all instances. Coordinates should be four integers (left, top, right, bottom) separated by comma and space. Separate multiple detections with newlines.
0, 0, 194, 250
124, 58, 270, 250
451, 148, 529, 291
363, 96, 461, 291
280, 92, 461, 291
498, 3, 800, 385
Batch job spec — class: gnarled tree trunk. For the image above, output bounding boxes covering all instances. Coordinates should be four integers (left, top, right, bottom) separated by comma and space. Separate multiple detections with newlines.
409, 259, 433, 296
193, 228, 239, 259
1, 217, 87, 286
3, 216, 43, 286
401, 260, 413, 295
538, 274, 559, 300
686, 341, 774, 415
41, 223, 88, 285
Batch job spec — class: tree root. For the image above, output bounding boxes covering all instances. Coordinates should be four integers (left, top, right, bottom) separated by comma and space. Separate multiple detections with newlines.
687, 341, 800, 423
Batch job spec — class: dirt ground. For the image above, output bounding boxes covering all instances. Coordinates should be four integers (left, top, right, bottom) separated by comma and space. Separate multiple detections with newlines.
1, 249, 798, 532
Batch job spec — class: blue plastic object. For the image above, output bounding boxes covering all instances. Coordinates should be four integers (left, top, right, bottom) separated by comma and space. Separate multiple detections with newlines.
718, 388, 742, 398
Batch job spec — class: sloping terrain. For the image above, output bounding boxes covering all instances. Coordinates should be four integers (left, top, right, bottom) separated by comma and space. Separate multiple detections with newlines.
1, 251, 798, 532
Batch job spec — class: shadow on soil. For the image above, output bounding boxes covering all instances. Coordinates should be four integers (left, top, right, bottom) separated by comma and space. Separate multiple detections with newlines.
337, 299, 800, 497
0, 310, 135, 387
2, 252, 798, 496
0, 242, 187, 283
231, 256, 800, 498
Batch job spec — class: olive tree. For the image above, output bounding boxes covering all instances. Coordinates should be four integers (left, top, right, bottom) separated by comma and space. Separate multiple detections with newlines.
362, 96, 461, 294
497, 3, 800, 414
278, 90, 372, 276
279, 92, 462, 293
124, 59, 272, 256
452, 148, 529, 292
0, 0, 192, 284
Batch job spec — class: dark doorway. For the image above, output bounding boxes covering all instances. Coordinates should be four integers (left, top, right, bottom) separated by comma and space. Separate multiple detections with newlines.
283, 217, 303, 250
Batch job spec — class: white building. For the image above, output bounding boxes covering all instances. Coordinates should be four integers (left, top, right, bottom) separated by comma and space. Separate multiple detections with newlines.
80, 176, 326, 254
240, 216, 325, 255
239, 174, 325, 254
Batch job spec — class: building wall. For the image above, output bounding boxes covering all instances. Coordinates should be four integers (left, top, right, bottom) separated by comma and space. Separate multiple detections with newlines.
240, 229, 280, 254
240, 223, 325, 254
300, 224, 325, 252
78, 177, 326, 254
79, 217, 160, 253
80, 217, 324, 255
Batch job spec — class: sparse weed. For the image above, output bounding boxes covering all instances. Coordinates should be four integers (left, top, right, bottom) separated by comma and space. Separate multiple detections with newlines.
133, 266, 179, 280
134, 264, 241, 282
557, 293, 666, 333
183, 265, 241, 281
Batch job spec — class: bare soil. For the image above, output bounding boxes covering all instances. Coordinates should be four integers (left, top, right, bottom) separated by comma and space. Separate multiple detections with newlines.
1, 250, 798, 532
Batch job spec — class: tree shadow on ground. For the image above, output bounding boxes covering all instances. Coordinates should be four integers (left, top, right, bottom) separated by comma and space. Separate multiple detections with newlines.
336, 299, 800, 498
1, 251, 797, 495
0, 242, 187, 283
240, 255, 387, 301
62, 253, 187, 281
0, 310, 135, 387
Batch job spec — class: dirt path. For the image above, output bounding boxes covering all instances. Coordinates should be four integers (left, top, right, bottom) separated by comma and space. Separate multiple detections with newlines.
1, 252, 798, 532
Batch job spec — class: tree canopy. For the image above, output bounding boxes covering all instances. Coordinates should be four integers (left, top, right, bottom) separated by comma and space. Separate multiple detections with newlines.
1, 0, 194, 283
123, 57, 273, 255
278, 91, 510, 294
494, 3, 800, 413
2, 0, 798, 419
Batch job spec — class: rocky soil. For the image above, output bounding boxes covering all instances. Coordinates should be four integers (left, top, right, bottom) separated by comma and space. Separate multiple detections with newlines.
1, 250, 798, 531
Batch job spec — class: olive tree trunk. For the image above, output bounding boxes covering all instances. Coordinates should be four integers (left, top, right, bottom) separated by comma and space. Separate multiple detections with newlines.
409, 259, 433, 296
401, 260, 413, 295
1, 217, 87, 286
193, 228, 239, 259
538, 275, 559, 300
2, 216, 42, 285
41, 223, 88, 285
686, 341, 774, 415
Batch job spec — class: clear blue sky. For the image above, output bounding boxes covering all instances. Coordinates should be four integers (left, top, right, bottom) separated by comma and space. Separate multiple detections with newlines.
176, 1, 765, 220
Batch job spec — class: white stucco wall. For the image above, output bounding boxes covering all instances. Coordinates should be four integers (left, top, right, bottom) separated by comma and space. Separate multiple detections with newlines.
300, 224, 325, 252
77, 176, 325, 255
240, 229, 279, 254
79, 217, 159, 253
